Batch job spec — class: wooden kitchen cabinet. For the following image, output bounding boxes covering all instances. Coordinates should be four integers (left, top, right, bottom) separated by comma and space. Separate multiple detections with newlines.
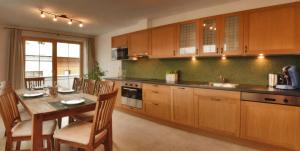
244, 3, 300, 55
199, 13, 244, 56
177, 20, 199, 57
128, 30, 150, 56
112, 34, 128, 48
143, 84, 171, 120
241, 101, 300, 150
194, 88, 240, 136
150, 24, 178, 58
219, 13, 244, 55
171, 86, 195, 127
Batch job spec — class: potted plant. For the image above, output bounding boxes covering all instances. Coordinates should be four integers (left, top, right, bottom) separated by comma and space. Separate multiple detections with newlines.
85, 61, 106, 80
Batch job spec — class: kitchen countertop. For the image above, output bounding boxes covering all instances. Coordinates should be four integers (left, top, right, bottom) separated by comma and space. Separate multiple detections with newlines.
105, 77, 300, 97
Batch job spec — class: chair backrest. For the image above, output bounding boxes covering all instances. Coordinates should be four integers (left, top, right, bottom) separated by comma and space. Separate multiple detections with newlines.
90, 89, 118, 143
94, 80, 115, 96
83, 79, 96, 95
0, 88, 21, 135
25, 77, 45, 89
72, 77, 83, 91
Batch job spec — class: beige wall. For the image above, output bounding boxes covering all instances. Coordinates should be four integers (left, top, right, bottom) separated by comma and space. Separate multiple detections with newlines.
95, 0, 298, 78
0, 25, 10, 81
95, 19, 148, 78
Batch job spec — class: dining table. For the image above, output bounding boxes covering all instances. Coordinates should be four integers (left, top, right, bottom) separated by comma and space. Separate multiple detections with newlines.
15, 89, 113, 151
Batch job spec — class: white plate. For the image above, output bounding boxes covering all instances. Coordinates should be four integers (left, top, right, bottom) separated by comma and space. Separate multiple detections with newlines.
61, 99, 85, 105
58, 89, 75, 93
23, 92, 44, 98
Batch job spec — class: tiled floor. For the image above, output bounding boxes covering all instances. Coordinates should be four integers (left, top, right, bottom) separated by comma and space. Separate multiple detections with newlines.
0, 106, 260, 151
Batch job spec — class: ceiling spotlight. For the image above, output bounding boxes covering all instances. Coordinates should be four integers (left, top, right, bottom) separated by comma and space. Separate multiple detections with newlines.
79, 22, 83, 28
68, 19, 73, 25
53, 16, 57, 22
40, 11, 46, 18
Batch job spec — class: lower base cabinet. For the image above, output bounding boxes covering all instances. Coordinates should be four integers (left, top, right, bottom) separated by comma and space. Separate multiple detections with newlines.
241, 101, 300, 150
171, 86, 195, 127
194, 88, 240, 136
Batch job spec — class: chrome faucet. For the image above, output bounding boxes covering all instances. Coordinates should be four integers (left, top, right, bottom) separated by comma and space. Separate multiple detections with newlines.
219, 75, 226, 83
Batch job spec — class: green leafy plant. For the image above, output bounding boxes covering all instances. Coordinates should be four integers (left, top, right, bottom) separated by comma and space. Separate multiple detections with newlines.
166, 70, 179, 74
85, 61, 105, 80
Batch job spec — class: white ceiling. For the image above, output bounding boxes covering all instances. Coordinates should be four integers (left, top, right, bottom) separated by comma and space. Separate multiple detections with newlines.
0, 0, 237, 35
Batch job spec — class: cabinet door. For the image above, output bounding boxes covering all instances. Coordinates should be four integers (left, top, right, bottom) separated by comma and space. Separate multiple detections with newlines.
194, 89, 240, 136
143, 84, 171, 120
171, 87, 195, 127
128, 30, 150, 56
177, 20, 199, 56
245, 4, 299, 54
199, 17, 220, 56
241, 101, 300, 150
219, 13, 244, 55
112, 34, 128, 48
150, 24, 178, 58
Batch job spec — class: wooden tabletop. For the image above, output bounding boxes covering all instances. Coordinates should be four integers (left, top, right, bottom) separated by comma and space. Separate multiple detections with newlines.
15, 89, 98, 115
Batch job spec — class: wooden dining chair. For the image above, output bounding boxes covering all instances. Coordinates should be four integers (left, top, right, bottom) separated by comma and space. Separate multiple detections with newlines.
24, 77, 45, 89
72, 77, 84, 92
83, 79, 97, 95
54, 89, 118, 151
0, 87, 56, 151
72, 80, 115, 122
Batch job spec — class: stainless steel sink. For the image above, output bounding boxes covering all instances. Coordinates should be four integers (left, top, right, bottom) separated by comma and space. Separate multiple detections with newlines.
209, 82, 239, 88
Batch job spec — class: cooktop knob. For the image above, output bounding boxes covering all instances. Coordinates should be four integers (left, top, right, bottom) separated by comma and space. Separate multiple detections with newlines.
283, 98, 289, 103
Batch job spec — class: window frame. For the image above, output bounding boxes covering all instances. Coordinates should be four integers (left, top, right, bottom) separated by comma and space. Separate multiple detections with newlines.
23, 37, 84, 86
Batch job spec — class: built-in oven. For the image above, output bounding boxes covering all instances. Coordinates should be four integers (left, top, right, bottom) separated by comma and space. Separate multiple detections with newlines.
121, 81, 143, 109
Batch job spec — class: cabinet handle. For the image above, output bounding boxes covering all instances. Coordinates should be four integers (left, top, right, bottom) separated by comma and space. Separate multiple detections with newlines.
244, 45, 248, 53
216, 48, 219, 54
220, 48, 224, 54
152, 90, 159, 94
178, 87, 185, 90
210, 98, 221, 101
152, 103, 159, 106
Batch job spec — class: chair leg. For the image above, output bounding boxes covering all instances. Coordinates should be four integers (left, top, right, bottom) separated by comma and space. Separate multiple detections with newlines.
5, 137, 13, 151
68, 116, 74, 124
57, 118, 62, 129
54, 139, 60, 151
47, 138, 51, 151
16, 141, 21, 151
51, 136, 55, 150
104, 139, 110, 151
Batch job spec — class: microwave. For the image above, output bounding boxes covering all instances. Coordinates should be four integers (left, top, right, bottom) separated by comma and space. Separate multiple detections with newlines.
112, 47, 129, 60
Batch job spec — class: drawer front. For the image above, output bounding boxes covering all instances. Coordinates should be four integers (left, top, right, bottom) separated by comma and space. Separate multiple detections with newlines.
194, 88, 240, 100
143, 84, 171, 103
144, 101, 171, 121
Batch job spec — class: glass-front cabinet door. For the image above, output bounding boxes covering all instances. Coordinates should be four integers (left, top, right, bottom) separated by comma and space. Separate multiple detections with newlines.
200, 18, 219, 56
178, 20, 199, 56
220, 13, 244, 55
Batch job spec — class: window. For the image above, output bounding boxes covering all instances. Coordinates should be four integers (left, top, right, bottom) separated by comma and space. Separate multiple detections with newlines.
25, 40, 53, 86
24, 38, 82, 89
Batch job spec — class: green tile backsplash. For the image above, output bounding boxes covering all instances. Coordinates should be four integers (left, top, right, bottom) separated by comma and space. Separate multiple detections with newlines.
122, 56, 300, 86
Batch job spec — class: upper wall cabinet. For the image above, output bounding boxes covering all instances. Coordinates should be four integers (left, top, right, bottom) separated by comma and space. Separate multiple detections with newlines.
244, 3, 300, 55
220, 13, 244, 55
128, 30, 150, 57
112, 34, 128, 48
177, 20, 199, 57
150, 24, 178, 58
199, 17, 220, 56
199, 13, 244, 56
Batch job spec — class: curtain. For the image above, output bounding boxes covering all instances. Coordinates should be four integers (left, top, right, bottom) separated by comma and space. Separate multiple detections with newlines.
8, 29, 24, 89
87, 37, 96, 72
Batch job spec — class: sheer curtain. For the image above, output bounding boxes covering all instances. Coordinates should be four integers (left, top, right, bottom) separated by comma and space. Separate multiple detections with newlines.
8, 29, 25, 89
